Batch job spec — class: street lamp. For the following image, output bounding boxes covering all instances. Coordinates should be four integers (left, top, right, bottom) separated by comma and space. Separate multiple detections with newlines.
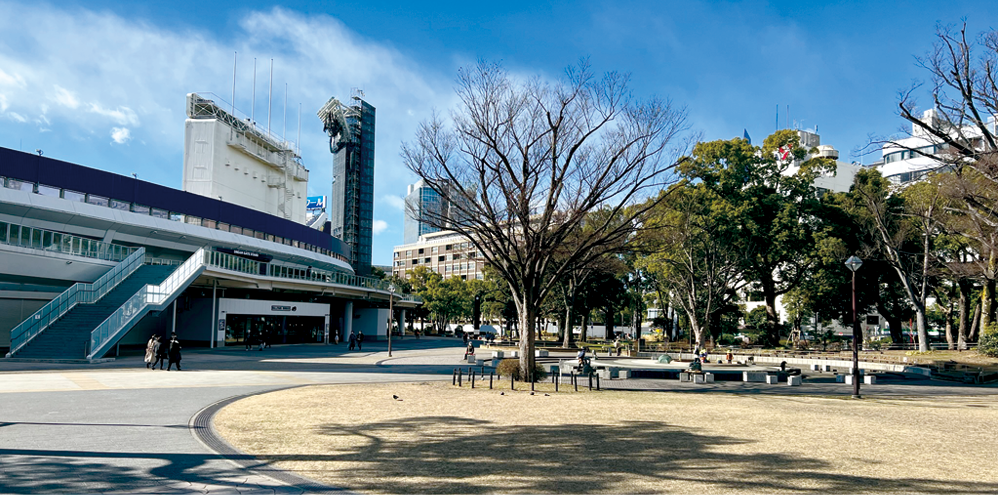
844, 255, 863, 398
388, 283, 396, 357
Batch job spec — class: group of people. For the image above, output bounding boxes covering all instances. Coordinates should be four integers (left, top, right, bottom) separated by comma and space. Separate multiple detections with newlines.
347, 330, 364, 350
144, 333, 183, 371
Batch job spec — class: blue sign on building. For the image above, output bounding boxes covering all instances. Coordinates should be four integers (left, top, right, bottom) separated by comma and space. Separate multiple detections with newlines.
306, 196, 326, 210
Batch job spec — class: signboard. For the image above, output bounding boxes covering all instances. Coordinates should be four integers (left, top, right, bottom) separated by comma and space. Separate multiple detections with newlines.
271, 305, 298, 312
306, 196, 326, 210
214, 247, 273, 263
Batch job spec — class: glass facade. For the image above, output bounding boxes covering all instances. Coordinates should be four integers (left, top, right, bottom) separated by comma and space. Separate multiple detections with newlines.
403, 179, 444, 244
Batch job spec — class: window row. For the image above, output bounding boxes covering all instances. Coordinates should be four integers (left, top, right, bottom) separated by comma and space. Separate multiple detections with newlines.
1, 176, 345, 263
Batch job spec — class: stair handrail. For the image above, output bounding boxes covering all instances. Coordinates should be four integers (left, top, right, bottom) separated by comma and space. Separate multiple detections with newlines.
87, 248, 207, 360
6, 247, 147, 358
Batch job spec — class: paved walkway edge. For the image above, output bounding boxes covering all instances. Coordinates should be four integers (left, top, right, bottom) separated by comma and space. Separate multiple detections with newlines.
189, 385, 347, 494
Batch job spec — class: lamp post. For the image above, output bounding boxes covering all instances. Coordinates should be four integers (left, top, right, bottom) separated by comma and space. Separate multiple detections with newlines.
387, 283, 396, 357
844, 255, 863, 398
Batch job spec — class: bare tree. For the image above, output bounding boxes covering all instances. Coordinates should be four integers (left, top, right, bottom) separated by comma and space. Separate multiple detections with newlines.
897, 22, 998, 328
402, 60, 690, 378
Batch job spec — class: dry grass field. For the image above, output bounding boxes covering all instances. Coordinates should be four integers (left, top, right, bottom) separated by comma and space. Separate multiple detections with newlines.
214, 381, 998, 494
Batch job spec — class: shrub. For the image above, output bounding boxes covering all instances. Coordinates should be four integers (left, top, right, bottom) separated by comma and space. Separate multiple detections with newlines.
495, 359, 547, 382
979, 323, 998, 358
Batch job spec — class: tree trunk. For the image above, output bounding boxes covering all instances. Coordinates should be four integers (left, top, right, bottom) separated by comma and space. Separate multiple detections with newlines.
518, 305, 537, 382
969, 303, 981, 342
883, 312, 904, 346
605, 306, 615, 341
983, 278, 996, 330
761, 276, 780, 347
944, 308, 954, 350
915, 306, 929, 352
580, 310, 590, 343
562, 291, 575, 348
958, 279, 971, 350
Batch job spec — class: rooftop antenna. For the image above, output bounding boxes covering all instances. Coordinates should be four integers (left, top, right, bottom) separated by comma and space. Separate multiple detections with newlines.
268, 58, 273, 136
252, 58, 256, 124
775, 105, 779, 131
231, 52, 237, 115
297, 102, 302, 156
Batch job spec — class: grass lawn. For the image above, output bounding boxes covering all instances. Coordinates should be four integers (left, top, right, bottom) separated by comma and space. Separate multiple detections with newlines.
214, 381, 998, 494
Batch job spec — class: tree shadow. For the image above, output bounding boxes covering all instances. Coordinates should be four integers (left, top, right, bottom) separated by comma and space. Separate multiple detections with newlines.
230, 416, 998, 494
0, 447, 325, 494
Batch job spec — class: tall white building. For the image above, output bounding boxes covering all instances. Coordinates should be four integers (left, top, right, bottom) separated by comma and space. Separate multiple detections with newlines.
183, 93, 309, 224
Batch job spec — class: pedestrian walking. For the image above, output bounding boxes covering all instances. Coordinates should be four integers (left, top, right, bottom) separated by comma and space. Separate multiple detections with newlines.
152, 334, 168, 370
348, 330, 356, 350
144, 335, 157, 368
166, 333, 183, 371
357, 331, 364, 350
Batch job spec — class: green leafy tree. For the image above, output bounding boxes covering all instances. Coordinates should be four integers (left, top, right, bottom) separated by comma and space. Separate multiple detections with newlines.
676, 131, 834, 346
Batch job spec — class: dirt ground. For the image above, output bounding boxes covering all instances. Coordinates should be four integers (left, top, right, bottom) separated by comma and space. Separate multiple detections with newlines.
214, 381, 998, 494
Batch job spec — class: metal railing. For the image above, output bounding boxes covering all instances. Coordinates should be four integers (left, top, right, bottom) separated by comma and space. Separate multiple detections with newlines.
204, 250, 421, 302
6, 247, 146, 358
88, 248, 207, 359
0, 220, 137, 262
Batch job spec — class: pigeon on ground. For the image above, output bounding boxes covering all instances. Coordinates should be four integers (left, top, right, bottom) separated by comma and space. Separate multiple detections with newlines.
393, 395, 402, 401
544, 394, 550, 396
530, 392, 535, 395
500, 392, 505, 395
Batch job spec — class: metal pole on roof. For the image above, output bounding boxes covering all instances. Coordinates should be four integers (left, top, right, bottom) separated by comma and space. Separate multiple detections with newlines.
231, 52, 237, 115
252, 58, 257, 123
268, 59, 273, 136
284, 83, 288, 144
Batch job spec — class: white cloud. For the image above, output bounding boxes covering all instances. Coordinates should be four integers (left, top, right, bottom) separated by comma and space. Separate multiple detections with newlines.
0, 68, 26, 88
372, 219, 388, 235
0, 94, 7, 112
53, 85, 80, 109
88, 103, 139, 126
384, 194, 405, 210
110, 127, 131, 144
6, 111, 27, 123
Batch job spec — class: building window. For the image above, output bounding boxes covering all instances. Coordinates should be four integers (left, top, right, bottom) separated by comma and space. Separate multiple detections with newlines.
151, 208, 169, 219
110, 199, 130, 211
438, 256, 445, 262
418, 248, 424, 254
431, 246, 438, 253
62, 190, 86, 202
445, 244, 452, 250
131, 204, 151, 215
86, 194, 109, 207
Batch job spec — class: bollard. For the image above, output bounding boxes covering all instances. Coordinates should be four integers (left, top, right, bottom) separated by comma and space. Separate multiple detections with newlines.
452, 369, 457, 386
531, 380, 535, 391
511, 375, 515, 391
596, 373, 600, 391
458, 368, 462, 387
588, 372, 593, 391
555, 375, 559, 392
573, 371, 578, 392
490, 372, 494, 389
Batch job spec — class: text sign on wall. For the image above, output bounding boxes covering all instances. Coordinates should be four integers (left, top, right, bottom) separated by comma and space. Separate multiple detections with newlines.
272, 305, 297, 312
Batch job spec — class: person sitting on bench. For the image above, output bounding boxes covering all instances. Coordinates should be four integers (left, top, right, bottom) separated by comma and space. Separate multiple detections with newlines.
688, 357, 702, 372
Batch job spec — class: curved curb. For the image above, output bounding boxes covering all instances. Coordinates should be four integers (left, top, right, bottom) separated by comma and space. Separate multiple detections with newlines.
189, 386, 347, 493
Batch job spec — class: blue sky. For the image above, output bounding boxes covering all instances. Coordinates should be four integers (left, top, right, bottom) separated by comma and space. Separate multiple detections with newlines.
0, 0, 994, 266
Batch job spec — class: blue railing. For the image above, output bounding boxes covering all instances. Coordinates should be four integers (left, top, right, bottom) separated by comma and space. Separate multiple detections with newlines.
88, 248, 206, 359
6, 247, 147, 357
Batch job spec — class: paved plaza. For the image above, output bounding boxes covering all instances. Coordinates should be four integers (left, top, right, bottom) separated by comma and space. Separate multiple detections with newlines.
1, 338, 996, 494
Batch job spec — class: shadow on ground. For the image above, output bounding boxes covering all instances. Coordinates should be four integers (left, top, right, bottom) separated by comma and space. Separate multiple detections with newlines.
235, 417, 995, 494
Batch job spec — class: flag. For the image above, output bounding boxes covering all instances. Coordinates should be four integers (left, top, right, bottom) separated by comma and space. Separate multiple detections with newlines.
743, 129, 751, 144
